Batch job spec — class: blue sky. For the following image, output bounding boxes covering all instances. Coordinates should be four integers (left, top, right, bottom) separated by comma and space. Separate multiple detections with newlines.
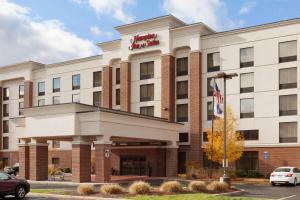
1, 0, 300, 66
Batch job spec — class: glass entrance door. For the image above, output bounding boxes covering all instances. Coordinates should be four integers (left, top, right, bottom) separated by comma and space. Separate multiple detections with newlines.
120, 156, 146, 176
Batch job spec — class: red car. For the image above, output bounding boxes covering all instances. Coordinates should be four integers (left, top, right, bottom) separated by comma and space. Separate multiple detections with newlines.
0, 172, 30, 199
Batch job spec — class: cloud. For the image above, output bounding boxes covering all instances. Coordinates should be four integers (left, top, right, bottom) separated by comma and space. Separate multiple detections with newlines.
239, 0, 257, 15
162, 0, 239, 30
0, 0, 96, 66
90, 26, 113, 37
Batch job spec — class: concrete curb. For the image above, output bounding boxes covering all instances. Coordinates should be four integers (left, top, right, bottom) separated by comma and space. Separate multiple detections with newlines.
28, 193, 126, 200
215, 188, 246, 196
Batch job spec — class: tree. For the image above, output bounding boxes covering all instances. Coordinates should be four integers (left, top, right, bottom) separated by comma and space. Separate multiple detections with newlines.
204, 107, 244, 165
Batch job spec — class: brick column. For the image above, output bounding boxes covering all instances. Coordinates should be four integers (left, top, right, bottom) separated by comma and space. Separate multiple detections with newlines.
161, 55, 175, 122
19, 142, 30, 179
95, 143, 111, 182
0, 87, 2, 151
166, 147, 178, 177
188, 51, 202, 168
72, 142, 91, 182
120, 62, 131, 112
102, 66, 112, 109
29, 141, 48, 180
24, 80, 33, 108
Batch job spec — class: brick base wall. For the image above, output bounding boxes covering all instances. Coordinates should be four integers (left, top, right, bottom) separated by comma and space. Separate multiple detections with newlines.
72, 144, 91, 182
48, 150, 72, 169
29, 145, 48, 181
1, 151, 19, 166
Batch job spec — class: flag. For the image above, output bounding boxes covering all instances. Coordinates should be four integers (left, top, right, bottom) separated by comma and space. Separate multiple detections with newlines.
211, 78, 224, 118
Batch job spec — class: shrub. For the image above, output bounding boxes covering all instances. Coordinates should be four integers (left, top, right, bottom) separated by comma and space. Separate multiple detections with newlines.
77, 183, 95, 195
100, 184, 123, 195
247, 170, 261, 178
206, 181, 229, 193
160, 181, 183, 193
48, 165, 58, 176
188, 181, 206, 192
129, 181, 151, 195
236, 169, 247, 178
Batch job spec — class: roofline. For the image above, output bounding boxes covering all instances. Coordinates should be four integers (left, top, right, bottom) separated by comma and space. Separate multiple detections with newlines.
170, 22, 216, 33
0, 61, 44, 70
96, 39, 121, 48
47, 55, 102, 68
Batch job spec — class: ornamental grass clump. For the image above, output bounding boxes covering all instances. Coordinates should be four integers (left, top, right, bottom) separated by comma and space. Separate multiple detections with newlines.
77, 183, 95, 195
206, 181, 229, 193
188, 181, 206, 192
100, 184, 123, 195
129, 181, 152, 195
160, 181, 183, 193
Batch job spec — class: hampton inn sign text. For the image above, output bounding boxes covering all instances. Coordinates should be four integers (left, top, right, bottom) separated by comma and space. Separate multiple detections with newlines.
129, 33, 160, 50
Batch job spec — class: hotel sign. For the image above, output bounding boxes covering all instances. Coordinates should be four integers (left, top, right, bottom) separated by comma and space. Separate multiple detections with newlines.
128, 33, 160, 50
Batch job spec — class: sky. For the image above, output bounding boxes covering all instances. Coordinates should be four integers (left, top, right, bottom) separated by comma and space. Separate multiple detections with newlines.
0, 0, 300, 66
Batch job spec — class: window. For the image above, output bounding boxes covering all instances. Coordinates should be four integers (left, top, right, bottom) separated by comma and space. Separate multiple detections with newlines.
239, 130, 259, 140
3, 88, 9, 101
3, 120, 9, 133
207, 52, 220, 72
19, 102, 24, 115
52, 141, 60, 149
236, 151, 258, 172
72, 74, 80, 90
176, 57, 188, 76
203, 132, 208, 142
52, 157, 60, 166
116, 68, 120, 84
93, 71, 102, 87
3, 104, 9, 117
140, 106, 154, 116
179, 132, 189, 143
53, 96, 60, 105
38, 81, 45, 96
240, 73, 254, 93
53, 77, 60, 93
140, 61, 154, 80
207, 78, 214, 96
38, 99, 45, 107
72, 94, 80, 103
279, 68, 297, 89
279, 41, 297, 63
207, 101, 214, 120
140, 84, 154, 102
19, 84, 24, 98
177, 104, 188, 122
176, 81, 188, 99
240, 98, 254, 118
3, 137, 8, 150
279, 122, 297, 143
93, 91, 101, 107
240, 47, 254, 68
116, 89, 120, 105
279, 95, 297, 116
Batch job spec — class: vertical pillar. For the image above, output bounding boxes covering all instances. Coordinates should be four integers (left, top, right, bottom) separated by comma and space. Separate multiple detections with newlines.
102, 66, 112, 109
188, 51, 202, 168
24, 80, 33, 108
94, 139, 111, 183
19, 140, 30, 179
29, 139, 48, 180
120, 62, 131, 112
166, 146, 178, 177
72, 137, 91, 182
0, 86, 2, 151
161, 55, 175, 122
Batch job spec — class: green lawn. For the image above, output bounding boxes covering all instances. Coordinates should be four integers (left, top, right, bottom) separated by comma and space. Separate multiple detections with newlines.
130, 194, 265, 200
30, 189, 70, 195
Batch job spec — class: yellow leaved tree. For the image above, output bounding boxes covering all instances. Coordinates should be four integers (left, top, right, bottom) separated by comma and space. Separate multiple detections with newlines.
204, 107, 244, 165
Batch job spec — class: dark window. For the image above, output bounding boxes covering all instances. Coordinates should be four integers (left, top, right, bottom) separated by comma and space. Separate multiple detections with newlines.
179, 132, 189, 143
176, 57, 188, 76
279, 68, 297, 89
207, 77, 213, 96
38, 99, 45, 107
116, 68, 120, 84
52, 141, 60, 149
3, 120, 9, 133
19, 102, 24, 115
93, 71, 102, 87
53, 77, 60, 93
72, 74, 80, 90
93, 91, 101, 107
3, 137, 8, 150
280, 122, 297, 143
236, 151, 259, 172
116, 89, 120, 106
178, 152, 187, 174
279, 95, 297, 116
140, 61, 154, 80
279, 41, 297, 63
19, 84, 24, 98
240, 47, 254, 68
177, 104, 188, 122
207, 52, 220, 72
38, 81, 45, 96
176, 81, 188, 99
140, 106, 154, 116
240, 73, 254, 93
140, 84, 154, 102
239, 130, 259, 140
207, 101, 214, 120
53, 96, 60, 105
203, 132, 208, 142
52, 157, 60, 166
3, 104, 9, 117
240, 98, 254, 118
3, 88, 9, 101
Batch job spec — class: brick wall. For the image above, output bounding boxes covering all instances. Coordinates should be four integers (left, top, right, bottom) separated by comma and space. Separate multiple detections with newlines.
102, 66, 112, 109
29, 145, 48, 181
120, 62, 131, 112
72, 144, 91, 182
166, 148, 178, 177
48, 149, 72, 169
24, 81, 33, 108
95, 144, 111, 182
0, 87, 2, 151
19, 146, 29, 179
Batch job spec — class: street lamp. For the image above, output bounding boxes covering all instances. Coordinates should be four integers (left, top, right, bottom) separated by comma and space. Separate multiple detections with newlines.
212, 72, 238, 185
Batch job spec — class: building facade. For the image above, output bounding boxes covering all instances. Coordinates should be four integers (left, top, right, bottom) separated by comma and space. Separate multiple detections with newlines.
1, 15, 300, 181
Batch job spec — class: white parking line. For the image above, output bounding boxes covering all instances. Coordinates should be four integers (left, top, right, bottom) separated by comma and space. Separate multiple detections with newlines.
277, 195, 296, 200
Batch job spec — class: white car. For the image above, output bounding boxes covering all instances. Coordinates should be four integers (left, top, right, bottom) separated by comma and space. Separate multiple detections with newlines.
270, 167, 300, 186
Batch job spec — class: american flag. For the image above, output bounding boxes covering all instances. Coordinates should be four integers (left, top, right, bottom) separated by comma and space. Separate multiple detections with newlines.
213, 80, 224, 117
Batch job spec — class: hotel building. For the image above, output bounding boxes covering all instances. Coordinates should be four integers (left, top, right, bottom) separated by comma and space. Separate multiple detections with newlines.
1, 15, 300, 182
